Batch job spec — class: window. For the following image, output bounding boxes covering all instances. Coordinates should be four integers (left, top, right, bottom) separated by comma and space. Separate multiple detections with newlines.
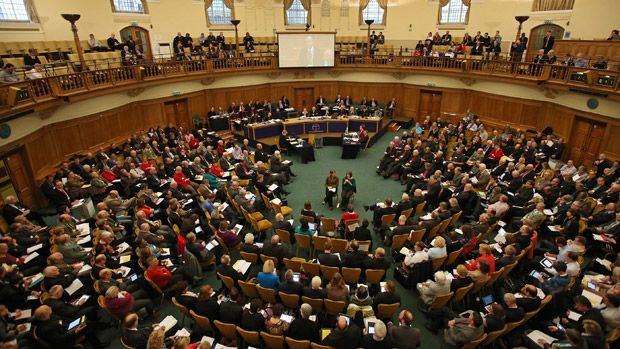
321, 0, 330, 17
111, 0, 146, 14
340, 0, 349, 17
0, 0, 30, 21
207, 0, 232, 25
439, 0, 469, 25
286, 0, 308, 25
362, 0, 384, 25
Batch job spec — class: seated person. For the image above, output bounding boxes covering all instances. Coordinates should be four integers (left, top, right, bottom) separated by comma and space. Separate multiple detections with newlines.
257, 259, 279, 290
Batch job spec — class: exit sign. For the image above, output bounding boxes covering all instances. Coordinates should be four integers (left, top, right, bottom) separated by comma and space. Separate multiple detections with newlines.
543, 19, 552, 24
172, 91, 181, 96
131, 21, 138, 26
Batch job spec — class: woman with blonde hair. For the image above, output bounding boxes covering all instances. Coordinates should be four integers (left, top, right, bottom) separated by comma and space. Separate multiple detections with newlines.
428, 236, 447, 259
326, 272, 348, 302
147, 326, 166, 349
257, 259, 279, 290
417, 271, 451, 305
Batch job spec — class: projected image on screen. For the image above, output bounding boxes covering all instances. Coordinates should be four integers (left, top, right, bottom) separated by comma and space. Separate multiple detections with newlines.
278, 33, 335, 68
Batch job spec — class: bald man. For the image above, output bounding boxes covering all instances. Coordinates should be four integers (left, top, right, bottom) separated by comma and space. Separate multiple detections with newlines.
33, 305, 86, 346
322, 316, 362, 349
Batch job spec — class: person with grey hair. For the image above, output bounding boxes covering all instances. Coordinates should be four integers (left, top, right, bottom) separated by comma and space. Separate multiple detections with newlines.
361, 319, 392, 348
503, 293, 524, 323
279, 269, 302, 295
288, 303, 320, 342
241, 232, 261, 254
417, 271, 451, 306
303, 276, 327, 299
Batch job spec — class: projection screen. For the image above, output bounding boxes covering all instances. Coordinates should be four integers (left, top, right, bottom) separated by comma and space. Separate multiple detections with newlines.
278, 32, 335, 68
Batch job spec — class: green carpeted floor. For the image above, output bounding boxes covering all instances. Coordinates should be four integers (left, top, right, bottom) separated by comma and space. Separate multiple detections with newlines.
106, 130, 443, 348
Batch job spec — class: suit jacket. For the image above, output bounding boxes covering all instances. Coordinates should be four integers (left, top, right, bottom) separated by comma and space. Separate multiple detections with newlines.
388, 325, 421, 349
343, 251, 369, 268
44, 298, 81, 321
195, 298, 220, 322
34, 315, 81, 346
318, 253, 342, 268
302, 287, 327, 299
274, 220, 295, 235
288, 318, 320, 343
542, 35, 555, 51
262, 243, 292, 265
219, 301, 243, 325
2, 204, 28, 224
322, 324, 362, 349
216, 264, 241, 284
123, 327, 152, 349
48, 188, 71, 208
364, 257, 390, 271
279, 280, 303, 295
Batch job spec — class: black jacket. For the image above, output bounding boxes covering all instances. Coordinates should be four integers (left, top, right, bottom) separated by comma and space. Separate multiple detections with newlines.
219, 301, 243, 325
322, 324, 362, 349
318, 253, 342, 268
287, 318, 319, 342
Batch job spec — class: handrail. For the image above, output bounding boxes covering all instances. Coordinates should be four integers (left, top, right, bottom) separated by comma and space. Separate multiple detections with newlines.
0, 54, 618, 116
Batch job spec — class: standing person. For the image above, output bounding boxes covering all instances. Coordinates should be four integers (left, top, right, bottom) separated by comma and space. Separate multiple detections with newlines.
542, 30, 555, 53
340, 171, 357, 209
324, 170, 339, 210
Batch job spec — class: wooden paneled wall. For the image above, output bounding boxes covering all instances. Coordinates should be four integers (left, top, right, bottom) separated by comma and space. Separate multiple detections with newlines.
553, 40, 620, 61
8, 81, 620, 208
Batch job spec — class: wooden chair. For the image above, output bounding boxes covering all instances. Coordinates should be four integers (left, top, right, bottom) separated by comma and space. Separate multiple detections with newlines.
484, 267, 505, 290
260, 254, 279, 265
426, 224, 442, 241
284, 258, 303, 272
285, 337, 311, 349
120, 336, 136, 349
341, 267, 361, 284
295, 233, 312, 258
365, 269, 385, 284
414, 201, 426, 216
462, 333, 487, 349
238, 280, 259, 299
97, 295, 123, 324
276, 228, 292, 245
240, 251, 259, 263
448, 211, 462, 227
261, 331, 285, 349
429, 292, 454, 310
320, 217, 337, 235
237, 327, 262, 348
310, 343, 333, 349
324, 299, 346, 315
444, 247, 463, 267
301, 262, 320, 277
144, 272, 166, 304
272, 201, 293, 219
606, 328, 620, 348
279, 292, 300, 309
381, 213, 396, 227
214, 320, 238, 342
356, 240, 372, 252
431, 255, 448, 271
331, 238, 349, 254
256, 284, 278, 304
320, 265, 340, 280
377, 302, 401, 320
481, 324, 507, 346
301, 296, 323, 313
452, 283, 474, 306
391, 233, 411, 251
171, 297, 190, 327
409, 228, 426, 244
190, 310, 214, 334
401, 207, 414, 221
217, 272, 236, 290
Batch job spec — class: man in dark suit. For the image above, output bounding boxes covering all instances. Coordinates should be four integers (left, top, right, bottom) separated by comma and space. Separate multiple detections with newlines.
317, 241, 342, 268
387, 310, 421, 349
262, 235, 292, 267
122, 313, 153, 349
216, 254, 241, 285
363, 247, 390, 272
44, 285, 91, 322
366, 198, 397, 228
279, 270, 303, 295
33, 305, 86, 347
342, 241, 369, 268
302, 276, 327, 299
195, 285, 220, 323
219, 288, 243, 325
315, 95, 326, 106
385, 215, 414, 244
542, 30, 555, 53
2, 195, 44, 225
515, 284, 541, 312
273, 213, 295, 236
372, 280, 401, 312
49, 180, 72, 209
322, 316, 362, 349
288, 303, 320, 343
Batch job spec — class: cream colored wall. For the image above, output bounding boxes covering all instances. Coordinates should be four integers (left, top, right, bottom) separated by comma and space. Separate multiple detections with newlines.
1, 69, 619, 147
1, 0, 618, 50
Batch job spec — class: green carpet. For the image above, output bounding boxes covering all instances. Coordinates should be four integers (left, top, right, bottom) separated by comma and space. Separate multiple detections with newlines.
105, 129, 443, 348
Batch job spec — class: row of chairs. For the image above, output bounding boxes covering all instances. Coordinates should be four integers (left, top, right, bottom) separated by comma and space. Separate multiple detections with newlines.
0, 40, 87, 57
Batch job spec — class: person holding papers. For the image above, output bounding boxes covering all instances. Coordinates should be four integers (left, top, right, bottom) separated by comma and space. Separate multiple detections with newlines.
372, 281, 401, 313
122, 313, 155, 349
104, 286, 154, 319
145, 256, 184, 291
44, 285, 92, 322
33, 305, 86, 347
326, 273, 348, 303
288, 303, 320, 343
42, 265, 77, 291
318, 241, 342, 268
417, 271, 451, 306
404, 242, 429, 268
97, 268, 143, 295
216, 255, 241, 285
216, 221, 241, 249
323, 170, 339, 210
240, 298, 266, 333
322, 316, 362, 349
56, 234, 90, 264
265, 303, 289, 335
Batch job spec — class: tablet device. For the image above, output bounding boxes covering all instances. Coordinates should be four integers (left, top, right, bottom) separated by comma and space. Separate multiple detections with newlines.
587, 282, 597, 290
293, 272, 300, 283
529, 270, 541, 279
130, 274, 138, 282
481, 294, 494, 307
540, 258, 553, 269
68, 315, 85, 331
367, 321, 376, 334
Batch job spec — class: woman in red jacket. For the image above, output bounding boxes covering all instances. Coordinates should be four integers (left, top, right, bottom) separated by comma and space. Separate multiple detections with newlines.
173, 166, 197, 195
136, 198, 154, 218
103, 286, 154, 318
465, 243, 496, 274
209, 162, 224, 177
145, 256, 184, 289
488, 144, 504, 163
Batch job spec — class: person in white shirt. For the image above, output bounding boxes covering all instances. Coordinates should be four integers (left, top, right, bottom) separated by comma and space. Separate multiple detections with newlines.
601, 291, 620, 330
26, 63, 43, 80
560, 160, 577, 177
404, 241, 429, 268
488, 195, 510, 218
428, 236, 447, 259
545, 251, 580, 277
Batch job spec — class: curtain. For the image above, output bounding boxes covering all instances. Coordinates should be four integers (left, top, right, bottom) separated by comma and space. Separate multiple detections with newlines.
532, 0, 574, 11
283, 0, 294, 25
377, 0, 387, 25
461, 0, 471, 24
204, 0, 214, 26
222, 0, 235, 19
358, 0, 369, 26
437, 0, 450, 24
300, 0, 311, 25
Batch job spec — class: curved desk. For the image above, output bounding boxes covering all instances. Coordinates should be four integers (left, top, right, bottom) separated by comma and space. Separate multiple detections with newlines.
243, 116, 382, 141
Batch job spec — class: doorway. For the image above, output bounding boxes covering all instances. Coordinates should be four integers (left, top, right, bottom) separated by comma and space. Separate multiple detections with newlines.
567, 117, 607, 165
527, 23, 564, 59
0, 147, 35, 208
164, 99, 190, 129
120, 25, 152, 59
418, 90, 442, 120
294, 88, 315, 113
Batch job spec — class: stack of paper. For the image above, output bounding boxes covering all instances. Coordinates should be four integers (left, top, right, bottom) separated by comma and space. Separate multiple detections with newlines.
233, 260, 252, 274
527, 330, 557, 348
26, 244, 43, 254
65, 279, 84, 295
159, 315, 178, 332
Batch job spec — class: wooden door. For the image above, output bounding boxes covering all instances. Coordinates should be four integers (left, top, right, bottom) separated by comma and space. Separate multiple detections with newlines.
418, 90, 442, 121
526, 24, 564, 60
567, 117, 607, 165
2, 148, 36, 208
120, 26, 152, 59
164, 99, 190, 129
294, 88, 314, 112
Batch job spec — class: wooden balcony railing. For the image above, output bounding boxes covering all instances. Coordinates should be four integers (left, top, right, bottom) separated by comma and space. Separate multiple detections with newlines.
1, 54, 618, 117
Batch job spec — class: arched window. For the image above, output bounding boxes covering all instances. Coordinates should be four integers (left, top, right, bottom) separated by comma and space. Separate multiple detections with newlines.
285, 0, 310, 26
0, 0, 37, 22
359, 0, 387, 26
438, 0, 470, 25
206, 0, 233, 26
111, 0, 147, 14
